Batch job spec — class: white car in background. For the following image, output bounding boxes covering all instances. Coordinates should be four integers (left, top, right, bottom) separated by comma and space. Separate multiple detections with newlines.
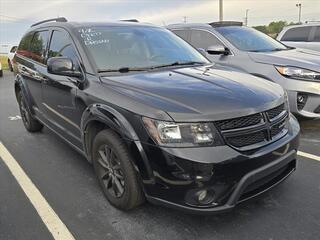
277, 23, 320, 52
7, 45, 17, 72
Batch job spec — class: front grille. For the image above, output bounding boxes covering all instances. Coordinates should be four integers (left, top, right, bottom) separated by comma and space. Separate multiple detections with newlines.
271, 118, 287, 137
226, 131, 265, 148
216, 103, 288, 150
215, 113, 262, 130
266, 103, 285, 120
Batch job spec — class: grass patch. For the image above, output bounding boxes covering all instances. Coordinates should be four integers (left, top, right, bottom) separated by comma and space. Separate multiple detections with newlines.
0, 55, 9, 70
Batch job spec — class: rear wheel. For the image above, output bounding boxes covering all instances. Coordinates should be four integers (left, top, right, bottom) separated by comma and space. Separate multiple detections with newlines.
17, 92, 43, 132
92, 129, 144, 210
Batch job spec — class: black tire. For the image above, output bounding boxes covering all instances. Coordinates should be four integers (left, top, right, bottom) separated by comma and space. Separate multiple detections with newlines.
0, 70, 3, 77
92, 129, 145, 210
17, 92, 43, 132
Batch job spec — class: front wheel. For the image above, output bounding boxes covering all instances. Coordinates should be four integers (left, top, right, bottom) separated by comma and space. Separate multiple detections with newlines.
17, 92, 43, 132
92, 129, 145, 210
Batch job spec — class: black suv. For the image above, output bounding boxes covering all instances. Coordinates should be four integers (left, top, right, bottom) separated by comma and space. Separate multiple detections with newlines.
14, 18, 300, 213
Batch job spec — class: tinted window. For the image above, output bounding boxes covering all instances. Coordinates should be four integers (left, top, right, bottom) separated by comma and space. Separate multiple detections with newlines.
172, 30, 188, 41
48, 30, 78, 63
17, 32, 34, 58
281, 27, 312, 42
314, 27, 320, 42
77, 27, 208, 71
30, 31, 49, 64
10, 46, 17, 53
216, 26, 288, 52
190, 30, 222, 49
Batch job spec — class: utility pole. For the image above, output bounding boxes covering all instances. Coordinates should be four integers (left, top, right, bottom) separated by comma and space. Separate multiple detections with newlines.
296, 3, 302, 23
219, 0, 223, 22
244, 9, 249, 26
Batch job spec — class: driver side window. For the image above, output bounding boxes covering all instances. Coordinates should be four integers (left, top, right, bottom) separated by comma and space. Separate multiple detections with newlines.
48, 30, 79, 68
190, 30, 222, 49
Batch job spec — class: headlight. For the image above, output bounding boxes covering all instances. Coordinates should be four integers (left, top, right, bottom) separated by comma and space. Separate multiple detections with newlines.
275, 66, 320, 81
142, 117, 223, 147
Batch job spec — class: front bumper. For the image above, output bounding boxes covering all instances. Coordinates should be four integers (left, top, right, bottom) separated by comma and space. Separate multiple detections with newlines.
138, 116, 300, 214
283, 78, 320, 118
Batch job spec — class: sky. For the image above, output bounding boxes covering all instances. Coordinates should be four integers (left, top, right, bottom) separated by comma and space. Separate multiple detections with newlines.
0, 0, 319, 51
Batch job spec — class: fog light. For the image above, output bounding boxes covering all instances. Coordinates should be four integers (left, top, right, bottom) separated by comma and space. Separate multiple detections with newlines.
297, 94, 305, 103
297, 93, 308, 111
198, 190, 207, 202
196, 189, 215, 205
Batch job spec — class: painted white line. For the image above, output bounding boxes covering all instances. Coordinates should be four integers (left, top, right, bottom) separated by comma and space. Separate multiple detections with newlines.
0, 142, 76, 240
298, 151, 320, 162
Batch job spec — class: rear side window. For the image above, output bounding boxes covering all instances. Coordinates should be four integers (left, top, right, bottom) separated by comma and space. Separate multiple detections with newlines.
48, 30, 78, 63
190, 30, 222, 49
17, 32, 34, 58
30, 31, 49, 64
281, 27, 312, 42
314, 27, 320, 42
172, 30, 189, 41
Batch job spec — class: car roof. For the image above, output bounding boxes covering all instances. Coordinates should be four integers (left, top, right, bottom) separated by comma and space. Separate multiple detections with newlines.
282, 23, 320, 31
28, 18, 159, 32
167, 21, 243, 29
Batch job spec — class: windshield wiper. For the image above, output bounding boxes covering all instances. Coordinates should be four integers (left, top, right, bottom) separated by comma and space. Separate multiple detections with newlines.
98, 67, 151, 73
98, 61, 206, 73
150, 61, 206, 69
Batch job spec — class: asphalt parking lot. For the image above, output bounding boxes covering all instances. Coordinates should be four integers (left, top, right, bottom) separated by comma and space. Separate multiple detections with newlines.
0, 70, 319, 240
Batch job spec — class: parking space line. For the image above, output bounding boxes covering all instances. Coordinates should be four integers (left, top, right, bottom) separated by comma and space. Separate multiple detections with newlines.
298, 151, 320, 162
0, 142, 76, 240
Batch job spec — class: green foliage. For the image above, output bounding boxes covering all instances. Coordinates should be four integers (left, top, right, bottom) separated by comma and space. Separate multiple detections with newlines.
253, 21, 298, 36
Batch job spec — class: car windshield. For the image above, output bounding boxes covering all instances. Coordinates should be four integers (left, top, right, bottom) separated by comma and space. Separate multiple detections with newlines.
77, 26, 209, 71
215, 26, 289, 52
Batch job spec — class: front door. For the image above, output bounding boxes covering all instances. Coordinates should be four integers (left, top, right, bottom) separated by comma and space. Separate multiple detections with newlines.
41, 29, 84, 149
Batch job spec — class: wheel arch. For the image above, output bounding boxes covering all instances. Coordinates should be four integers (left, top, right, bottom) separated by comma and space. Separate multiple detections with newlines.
81, 104, 154, 183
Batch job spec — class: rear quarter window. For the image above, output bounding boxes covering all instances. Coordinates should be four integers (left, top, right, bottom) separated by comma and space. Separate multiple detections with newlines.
17, 32, 34, 58
281, 26, 312, 42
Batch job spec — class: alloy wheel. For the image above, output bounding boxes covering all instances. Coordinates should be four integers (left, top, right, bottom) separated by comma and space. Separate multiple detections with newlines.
96, 145, 125, 198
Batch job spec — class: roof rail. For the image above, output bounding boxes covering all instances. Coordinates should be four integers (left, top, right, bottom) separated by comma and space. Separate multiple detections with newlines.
209, 21, 243, 28
31, 17, 67, 27
120, 19, 139, 22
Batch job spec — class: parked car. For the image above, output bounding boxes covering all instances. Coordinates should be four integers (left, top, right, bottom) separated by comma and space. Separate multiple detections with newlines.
0, 62, 2, 77
7, 45, 17, 71
277, 23, 320, 52
167, 22, 320, 119
15, 18, 300, 213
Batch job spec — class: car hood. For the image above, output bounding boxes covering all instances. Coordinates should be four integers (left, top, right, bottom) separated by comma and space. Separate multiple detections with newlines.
101, 66, 284, 121
248, 48, 320, 72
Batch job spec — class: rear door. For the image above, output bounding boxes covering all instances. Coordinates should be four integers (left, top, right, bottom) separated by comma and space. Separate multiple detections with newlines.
16, 30, 49, 112
40, 28, 84, 148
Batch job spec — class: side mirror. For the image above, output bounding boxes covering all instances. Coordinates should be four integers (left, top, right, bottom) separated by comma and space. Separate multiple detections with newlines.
197, 48, 206, 56
47, 57, 82, 78
207, 45, 230, 55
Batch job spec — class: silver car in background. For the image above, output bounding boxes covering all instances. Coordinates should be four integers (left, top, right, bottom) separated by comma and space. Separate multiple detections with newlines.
167, 22, 320, 119
277, 23, 320, 52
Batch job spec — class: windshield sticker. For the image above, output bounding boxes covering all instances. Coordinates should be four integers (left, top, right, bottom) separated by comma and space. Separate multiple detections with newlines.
78, 28, 109, 46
